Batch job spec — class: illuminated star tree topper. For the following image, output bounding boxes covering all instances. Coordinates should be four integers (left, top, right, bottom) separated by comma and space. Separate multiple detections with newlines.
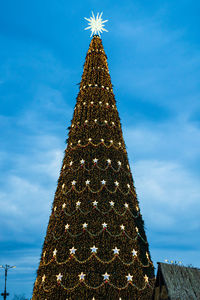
84, 12, 108, 37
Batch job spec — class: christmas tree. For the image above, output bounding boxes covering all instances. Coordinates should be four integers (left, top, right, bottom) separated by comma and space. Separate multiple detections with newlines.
32, 13, 155, 300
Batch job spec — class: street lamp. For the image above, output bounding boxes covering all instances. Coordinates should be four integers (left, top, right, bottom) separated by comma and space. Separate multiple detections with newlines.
0, 265, 16, 300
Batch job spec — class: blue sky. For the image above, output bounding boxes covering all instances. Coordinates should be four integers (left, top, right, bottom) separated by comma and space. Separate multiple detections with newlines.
0, 0, 200, 298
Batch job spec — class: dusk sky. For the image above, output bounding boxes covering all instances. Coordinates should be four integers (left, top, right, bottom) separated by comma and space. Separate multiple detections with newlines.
0, 0, 200, 298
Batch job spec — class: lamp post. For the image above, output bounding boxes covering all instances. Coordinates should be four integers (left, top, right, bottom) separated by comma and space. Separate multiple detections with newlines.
0, 265, 16, 300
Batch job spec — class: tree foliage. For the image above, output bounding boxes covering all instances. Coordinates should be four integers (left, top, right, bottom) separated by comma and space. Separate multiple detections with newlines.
32, 35, 155, 299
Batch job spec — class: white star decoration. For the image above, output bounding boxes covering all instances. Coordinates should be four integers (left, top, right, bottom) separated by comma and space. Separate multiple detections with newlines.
120, 224, 125, 231
109, 201, 115, 206
132, 249, 137, 256
117, 161, 121, 166
107, 159, 111, 164
42, 274, 46, 282
124, 203, 129, 208
71, 180, 76, 185
80, 159, 85, 164
56, 273, 63, 282
102, 272, 110, 280
113, 247, 120, 255
90, 245, 98, 253
53, 249, 57, 256
84, 12, 108, 37
65, 224, 70, 230
93, 158, 98, 163
70, 247, 77, 254
144, 275, 149, 283
101, 179, 106, 185
85, 179, 90, 185
93, 200, 98, 206
76, 201, 81, 206
102, 222, 107, 228
62, 203, 66, 209
126, 273, 133, 282
78, 272, 86, 281
114, 181, 119, 186
83, 222, 88, 228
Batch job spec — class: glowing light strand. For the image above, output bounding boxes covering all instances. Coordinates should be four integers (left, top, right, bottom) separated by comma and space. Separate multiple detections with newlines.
62, 161, 131, 175
51, 227, 148, 243
62, 185, 135, 196
41, 252, 153, 268
53, 206, 140, 218
41, 278, 153, 293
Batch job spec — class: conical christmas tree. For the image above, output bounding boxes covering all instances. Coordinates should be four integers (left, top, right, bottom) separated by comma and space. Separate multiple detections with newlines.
32, 29, 155, 300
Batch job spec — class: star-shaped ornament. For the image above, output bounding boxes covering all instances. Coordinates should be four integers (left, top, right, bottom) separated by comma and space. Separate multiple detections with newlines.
53, 249, 57, 256
56, 273, 63, 282
62, 203, 66, 209
124, 203, 129, 208
109, 201, 115, 206
120, 224, 125, 231
62, 183, 65, 189
101, 179, 106, 185
80, 159, 85, 164
69, 161, 73, 166
78, 272, 86, 281
90, 245, 98, 253
76, 201, 81, 206
93, 158, 98, 164
113, 247, 120, 255
126, 273, 133, 282
114, 181, 119, 186
42, 274, 46, 282
93, 200, 98, 206
136, 227, 139, 233
132, 249, 137, 256
102, 222, 107, 228
117, 161, 121, 166
65, 224, 70, 230
85, 179, 90, 185
144, 275, 148, 283
127, 183, 130, 188
107, 159, 111, 164
102, 272, 110, 281
71, 180, 76, 186
82, 222, 88, 229
70, 247, 77, 254
109, 140, 113, 143
84, 12, 108, 37
101, 138, 104, 142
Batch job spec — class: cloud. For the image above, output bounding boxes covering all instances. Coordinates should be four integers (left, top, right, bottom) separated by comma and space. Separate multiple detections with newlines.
110, 12, 200, 120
